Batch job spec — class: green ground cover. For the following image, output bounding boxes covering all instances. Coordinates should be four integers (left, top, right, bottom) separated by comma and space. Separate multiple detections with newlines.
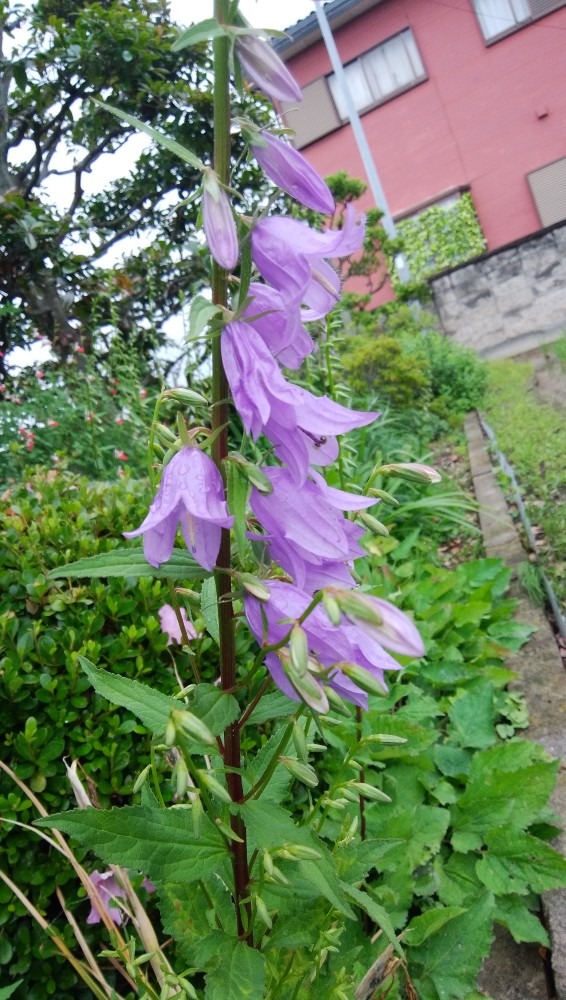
482, 359, 566, 613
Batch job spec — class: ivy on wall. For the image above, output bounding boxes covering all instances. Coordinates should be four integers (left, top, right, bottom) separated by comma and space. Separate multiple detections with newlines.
397, 192, 487, 281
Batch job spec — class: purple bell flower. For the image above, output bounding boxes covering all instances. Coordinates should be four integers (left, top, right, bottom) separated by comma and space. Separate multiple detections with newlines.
244, 580, 406, 710
202, 168, 239, 271
250, 467, 374, 590
221, 322, 378, 483
124, 447, 233, 571
251, 131, 335, 215
236, 34, 302, 105
242, 283, 314, 369
86, 871, 127, 926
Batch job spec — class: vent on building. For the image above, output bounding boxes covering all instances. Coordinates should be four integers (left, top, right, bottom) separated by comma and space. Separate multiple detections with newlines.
529, 0, 566, 15
281, 77, 341, 150
527, 157, 566, 227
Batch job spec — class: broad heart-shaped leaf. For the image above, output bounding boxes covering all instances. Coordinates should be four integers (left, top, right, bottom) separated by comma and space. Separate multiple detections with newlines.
79, 659, 239, 740
159, 880, 237, 965
448, 682, 497, 750
365, 803, 450, 873
38, 807, 229, 883
451, 748, 558, 836
494, 895, 549, 946
409, 893, 496, 1000
476, 828, 566, 896
239, 800, 354, 918
93, 101, 205, 171
193, 932, 266, 1000
47, 546, 208, 580
403, 906, 467, 947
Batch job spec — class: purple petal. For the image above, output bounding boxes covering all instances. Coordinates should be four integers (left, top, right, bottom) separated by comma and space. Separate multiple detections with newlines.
159, 604, 196, 645
251, 132, 335, 214
236, 35, 302, 104
180, 516, 222, 572
202, 180, 238, 271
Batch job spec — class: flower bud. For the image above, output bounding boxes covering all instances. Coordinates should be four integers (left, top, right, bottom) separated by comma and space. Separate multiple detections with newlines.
278, 648, 329, 714
250, 131, 335, 214
351, 781, 392, 803
279, 756, 319, 788
132, 764, 152, 795
369, 488, 400, 507
362, 733, 408, 745
262, 850, 274, 877
275, 843, 322, 861
198, 769, 232, 803
163, 387, 209, 406
192, 794, 203, 840
236, 34, 302, 104
335, 661, 387, 698
376, 462, 441, 484
174, 758, 189, 799
173, 709, 216, 746
254, 894, 272, 929
226, 454, 273, 493
321, 590, 341, 627
237, 573, 271, 601
202, 168, 238, 271
357, 511, 390, 537
292, 720, 308, 762
289, 623, 309, 675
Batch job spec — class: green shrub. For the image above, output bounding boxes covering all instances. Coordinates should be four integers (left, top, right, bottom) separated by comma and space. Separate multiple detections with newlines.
340, 335, 430, 407
404, 330, 487, 420
396, 192, 486, 281
0, 470, 189, 997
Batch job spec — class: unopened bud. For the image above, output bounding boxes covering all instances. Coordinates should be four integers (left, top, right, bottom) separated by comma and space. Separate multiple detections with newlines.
198, 769, 232, 803
163, 387, 209, 406
357, 511, 389, 537
226, 454, 273, 493
192, 794, 203, 840
254, 894, 272, 929
289, 624, 309, 675
154, 422, 177, 446
324, 685, 352, 718
292, 720, 308, 762
278, 648, 329, 714
369, 488, 400, 507
280, 756, 318, 788
262, 850, 274, 877
132, 764, 151, 795
275, 843, 322, 861
362, 733, 408, 745
174, 758, 189, 799
173, 709, 216, 746
214, 817, 245, 842
336, 662, 387, 698
338, 785, 360, 803
165, 717, 177, 747
321, 590, 341, 626
237, 573, 271, 601
327, 589, 383, 626
376, 462, 441, 484
352, 781, 392, 802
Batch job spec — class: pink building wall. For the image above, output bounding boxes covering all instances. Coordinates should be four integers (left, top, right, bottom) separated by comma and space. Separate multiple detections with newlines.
285, 0, 566, 252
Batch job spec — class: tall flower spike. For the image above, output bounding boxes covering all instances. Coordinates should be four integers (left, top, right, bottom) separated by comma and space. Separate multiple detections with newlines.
124, 447, 233, 571
236, 34, 302, 104
202, 168, 239, 271
251, 131, 335, 215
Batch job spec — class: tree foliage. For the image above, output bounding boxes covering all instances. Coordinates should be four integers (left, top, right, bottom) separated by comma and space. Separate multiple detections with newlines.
0, 0, 265, 370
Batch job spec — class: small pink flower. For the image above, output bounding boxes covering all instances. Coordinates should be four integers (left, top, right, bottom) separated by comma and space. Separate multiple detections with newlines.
85, 412, 95, 423
36, 371, 45, 379
34, 332, 44, 340
115, 417, 125, 425
114, 449, 128, 461
139, 389, 148, 399
76, 345, 85, 354
0, 385, 5, 391
111, 389, 117, 396
26, 439, 34, 451
47, 420, 59, 427
86, 871, 127, 926
158, 604, 197, 645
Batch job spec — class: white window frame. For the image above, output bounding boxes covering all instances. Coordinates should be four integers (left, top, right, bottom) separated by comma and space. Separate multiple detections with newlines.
327, 29, 427, 121
472, 0, 531, 41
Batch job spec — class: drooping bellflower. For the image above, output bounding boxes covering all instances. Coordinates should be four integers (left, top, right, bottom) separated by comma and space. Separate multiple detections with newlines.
236, 34, 302, 104
202, 168, 239, 271
250, 131, 335, 214
124, 447, 233, 571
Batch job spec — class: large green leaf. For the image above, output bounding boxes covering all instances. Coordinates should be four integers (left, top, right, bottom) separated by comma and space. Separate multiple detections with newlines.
0, 982, 23, 999
94, 101, 205, 171
195, 933, 266, 1000
476, 828, 566, 895
448, 683, 497, 750
452, 751, 558, 835
159, 880, 237, 965
38, 807, 228, 882
342, 883, 404, 956
409, 893, 496, 1000
79, 658, 239, 740
47, 546, 208, 580
404, 906, 466, 947
494, 895, 549, 946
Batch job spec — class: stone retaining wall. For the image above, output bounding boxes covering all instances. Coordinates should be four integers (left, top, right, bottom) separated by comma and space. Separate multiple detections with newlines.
430, 219, 566, 359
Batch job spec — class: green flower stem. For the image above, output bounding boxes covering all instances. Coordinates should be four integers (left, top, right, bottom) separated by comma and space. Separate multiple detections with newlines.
211, 0, 250, 944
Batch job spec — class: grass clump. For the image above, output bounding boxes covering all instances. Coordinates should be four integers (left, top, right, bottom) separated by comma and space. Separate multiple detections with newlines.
483, 359, 566, 609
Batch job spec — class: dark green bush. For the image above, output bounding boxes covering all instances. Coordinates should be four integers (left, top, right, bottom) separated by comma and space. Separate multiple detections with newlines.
404, 329, 487, 420
340, 335, 430, 407
0, 470, 187, 997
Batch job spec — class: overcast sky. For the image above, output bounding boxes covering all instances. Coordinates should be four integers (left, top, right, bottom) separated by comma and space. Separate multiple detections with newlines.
173, 1, 315, 31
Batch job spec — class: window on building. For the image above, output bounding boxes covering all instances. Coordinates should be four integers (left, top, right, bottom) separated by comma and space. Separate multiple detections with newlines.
472, 0, 530, 39
327, 29, 426, 120
473, 0, 566, 41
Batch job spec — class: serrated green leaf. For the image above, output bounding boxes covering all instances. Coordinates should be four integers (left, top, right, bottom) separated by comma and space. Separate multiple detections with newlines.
202, 935, 266, 1000
47, 546, 208, 580
343, 882, 405, 956
93, 101, 205, 171
200, 577, 220, 645
410, 893, 495, 1000
79, 659, 238, 741
333, 839, 402, 882
452, 752, 558, 835
366, 804, 450, 872
448, 683, 496, 750
159, 880, 237, 965
244, 691, 296, 726
404, 906, 467, 947
435, 853, 484, 907
38, 807, 228, 882
79, 657, 179, 736
477, 828, 566, 896
494, 895, 549, 946
486, 620, 536, 651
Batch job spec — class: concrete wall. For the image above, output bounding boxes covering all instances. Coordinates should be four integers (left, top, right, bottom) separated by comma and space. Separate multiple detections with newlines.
430, 219, 566, 359
286, 2, 566, 253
